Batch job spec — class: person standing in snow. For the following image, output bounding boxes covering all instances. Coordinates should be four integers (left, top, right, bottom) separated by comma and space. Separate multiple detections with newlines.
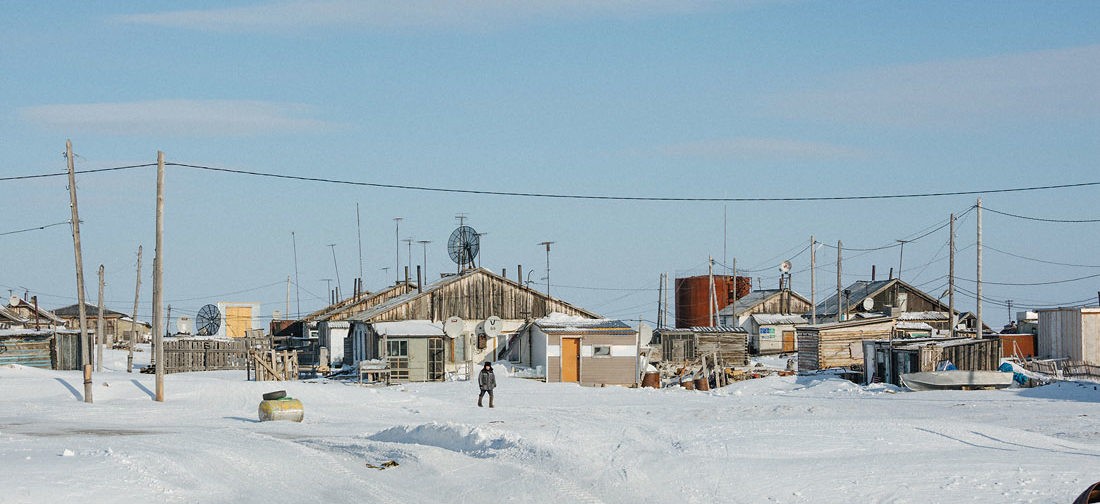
477, 362, 496, 408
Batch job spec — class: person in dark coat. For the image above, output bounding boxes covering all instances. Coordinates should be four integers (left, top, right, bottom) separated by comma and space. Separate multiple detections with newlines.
477, 362, 496, 408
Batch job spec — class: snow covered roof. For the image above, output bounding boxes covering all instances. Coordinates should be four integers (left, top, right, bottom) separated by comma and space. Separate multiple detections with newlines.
750, 314, 807, 325
896, 321, 935, 331
534, 312, 633, 334
0, 305, 27, 324
897, 311, 950, 321
372, 320, 444, 337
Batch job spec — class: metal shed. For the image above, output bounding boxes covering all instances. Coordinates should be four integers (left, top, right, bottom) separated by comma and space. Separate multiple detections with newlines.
1037, 307, 1100, 363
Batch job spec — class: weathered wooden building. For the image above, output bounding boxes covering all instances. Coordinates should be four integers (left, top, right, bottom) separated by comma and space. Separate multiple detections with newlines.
1037, 307, 1100, 364
6, 297, 64, 329
651, 326, 749, 366
347, 268, 599, 323
345, 268, 603, 380
282, 282, 417, 368
521, 314, 639, 386
863, 337, 1003, 385
718, 289, 813, 327
52, 303, 149, 344
810, 279, 951, 324
797, 317, 896, 373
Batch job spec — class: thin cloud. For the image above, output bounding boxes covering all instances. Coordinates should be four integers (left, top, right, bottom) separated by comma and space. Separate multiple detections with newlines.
767, 44, 1100, 128
113, 0, 764, 32
661, 137, 867, 161
20, 100, 329, 136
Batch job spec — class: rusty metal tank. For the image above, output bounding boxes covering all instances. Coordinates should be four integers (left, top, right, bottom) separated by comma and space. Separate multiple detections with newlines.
674, 275, 751, 328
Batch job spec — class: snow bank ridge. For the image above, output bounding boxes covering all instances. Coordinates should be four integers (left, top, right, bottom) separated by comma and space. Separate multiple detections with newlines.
367, 422, 522, 458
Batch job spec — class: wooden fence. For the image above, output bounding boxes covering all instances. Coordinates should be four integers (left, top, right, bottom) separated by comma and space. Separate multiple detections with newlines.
161, 337, 271, 374
1020, 359, 1100, 380
248, 349, 299, 381
1062, 361, 1100, 380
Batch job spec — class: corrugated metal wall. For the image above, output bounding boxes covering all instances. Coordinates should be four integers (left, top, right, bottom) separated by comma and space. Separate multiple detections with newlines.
0, 333, 54, 368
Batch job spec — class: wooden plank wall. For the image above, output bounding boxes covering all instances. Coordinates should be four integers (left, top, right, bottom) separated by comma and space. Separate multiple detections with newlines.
163, 337, 271, 374
797, 332, 821, 371
370, 272, 597, 322
918, 339, 1002, 372
696, 332, 749, 366
52, 332, 83, 370
0, 334, 53, 368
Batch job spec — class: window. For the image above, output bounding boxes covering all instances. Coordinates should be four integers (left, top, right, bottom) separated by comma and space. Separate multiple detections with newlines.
387, 340, 409, 381
593, 345, 611, 357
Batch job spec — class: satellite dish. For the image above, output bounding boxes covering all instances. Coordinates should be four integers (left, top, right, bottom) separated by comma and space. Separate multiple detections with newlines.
177, 316, 193, 335
443, 316, 464, 339
8, 295, 19, 307
447, 226, 480, 269
779, 260, 792, 273
482, 316, 503, 338
862, 297, 875, 311
196, 304, 221, 336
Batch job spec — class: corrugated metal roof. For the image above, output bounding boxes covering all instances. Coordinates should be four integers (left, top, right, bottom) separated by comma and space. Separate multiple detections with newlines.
688, 326, 748, 333
750, 314, 807, 325
896, 321, 935, 331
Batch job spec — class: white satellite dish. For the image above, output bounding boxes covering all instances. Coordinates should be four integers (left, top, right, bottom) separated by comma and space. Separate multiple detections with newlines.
443, 316, 464, 339
9, 295, 20, 307
177, 316, 193, 335
482, 316, 503, 338
779, 260, 792, 274
862, 297, 874, 311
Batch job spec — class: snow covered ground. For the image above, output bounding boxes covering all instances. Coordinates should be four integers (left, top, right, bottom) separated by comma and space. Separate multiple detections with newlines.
1, 348, 1098, 503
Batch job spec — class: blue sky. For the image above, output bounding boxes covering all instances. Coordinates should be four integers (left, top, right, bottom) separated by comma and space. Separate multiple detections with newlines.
2, 1, 1098, 326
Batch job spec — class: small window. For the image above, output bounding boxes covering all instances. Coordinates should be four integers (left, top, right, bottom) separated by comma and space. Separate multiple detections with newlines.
387, 340, 408, 357
593, 345, 611, 357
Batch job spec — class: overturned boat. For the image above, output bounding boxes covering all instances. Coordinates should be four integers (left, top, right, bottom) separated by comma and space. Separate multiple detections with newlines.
900, 370, 1014, 391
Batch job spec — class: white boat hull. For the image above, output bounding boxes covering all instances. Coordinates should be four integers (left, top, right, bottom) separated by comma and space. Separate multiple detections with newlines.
901, 370, 1014, 391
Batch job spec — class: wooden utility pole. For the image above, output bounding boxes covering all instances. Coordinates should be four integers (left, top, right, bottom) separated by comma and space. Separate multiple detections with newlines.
66, 140, 93, 404
152, 151, 166, 402
96, 265, 105, 373
948, 214, 955, 338
128, 245, 142, 373
836, 240, 843, 322
708, 256, 715, 326
976, 198, 983, 339
651, 274, 660, 327
810, 236, 817, 325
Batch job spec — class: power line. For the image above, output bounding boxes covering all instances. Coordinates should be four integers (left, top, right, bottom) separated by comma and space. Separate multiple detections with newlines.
984, 244, 1100, 268
7, 160, 1100, 201
0, 220, 71, 237
0, 163, 156, 182
957, 271, 1100, 286
164, 162, 1100, 202
984, 206, 1100, 223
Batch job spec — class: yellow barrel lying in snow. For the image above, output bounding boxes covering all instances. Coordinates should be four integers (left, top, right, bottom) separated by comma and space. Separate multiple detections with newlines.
258, 398, 304, 422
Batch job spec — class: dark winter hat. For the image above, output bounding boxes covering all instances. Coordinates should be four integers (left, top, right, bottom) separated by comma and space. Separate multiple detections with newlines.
483, 362, 492, 367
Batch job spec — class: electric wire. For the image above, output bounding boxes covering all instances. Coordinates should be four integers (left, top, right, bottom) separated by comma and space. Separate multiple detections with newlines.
984, 206, 1100, 223
0, 220, 71, 237
0, 163, 157, 181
